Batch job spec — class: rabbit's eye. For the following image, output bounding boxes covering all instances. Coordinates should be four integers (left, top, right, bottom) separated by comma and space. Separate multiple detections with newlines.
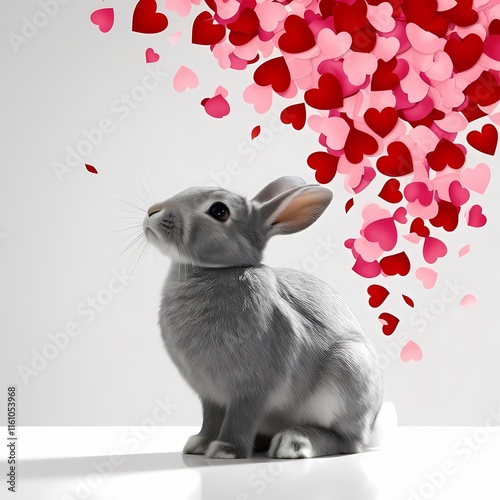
208, 202, 230, 222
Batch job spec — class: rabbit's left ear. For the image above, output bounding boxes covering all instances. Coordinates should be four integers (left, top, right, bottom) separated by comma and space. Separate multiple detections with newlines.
252, 176, 306, 204
257, 185, 333, 237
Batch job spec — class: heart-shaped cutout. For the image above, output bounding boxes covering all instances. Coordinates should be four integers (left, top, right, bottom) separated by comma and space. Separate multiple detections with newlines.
367, 284, 389, 308
400, 340, 423, 362
132, 0, 168, 34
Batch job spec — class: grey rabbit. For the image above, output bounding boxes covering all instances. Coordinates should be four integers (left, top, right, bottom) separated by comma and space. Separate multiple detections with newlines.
143, 176, 390, 459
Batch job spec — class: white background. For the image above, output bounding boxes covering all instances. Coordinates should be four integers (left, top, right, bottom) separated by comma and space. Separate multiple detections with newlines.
1, 0, 499, 426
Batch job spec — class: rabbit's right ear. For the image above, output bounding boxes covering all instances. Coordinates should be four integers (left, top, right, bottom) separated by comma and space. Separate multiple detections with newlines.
252, 176, 306, 204
256, 184, 333, 237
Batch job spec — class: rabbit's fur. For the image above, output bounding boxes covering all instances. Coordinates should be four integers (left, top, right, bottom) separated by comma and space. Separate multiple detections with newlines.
144, 176, 383, 459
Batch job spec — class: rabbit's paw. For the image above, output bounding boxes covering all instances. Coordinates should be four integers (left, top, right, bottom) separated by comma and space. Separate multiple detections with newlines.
205, 440, 238, 459
183, 435, 211, 455
268, 430, 313, 459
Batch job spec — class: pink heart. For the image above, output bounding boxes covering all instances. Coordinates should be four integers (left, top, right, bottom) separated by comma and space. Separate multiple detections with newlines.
406, 23, 441, 54
461, 163, 491, 194
243, 83, 273, 114
343, 52, 378, 86
352, 167, 376, 194
460, 294, 477, 308
404, 182, 434, 206
254, 2, 287, 32
423, 236, 447, 264
448, 181, 470, 206
372, 36, 400, 62
173, 66, 199, 92
401, 340, 423, 362
354, 237, 384, 262
416, 267, 438, 289
320, 117, 350, 150
467, 205, 487, 228
214, 0, 240, 20
204, 94, 230, 119
90, 8, 114, 33
145, 48, 160, 63
214, 85, 228, 98
165, 0, 192, 17
367, 2, 395, 33
458, 244, 470, 258
317, 29, 352, 59
364, 218, 398, 251
425, 51, 453, 82
168, 31, 183, 45
393, 207, 407, 224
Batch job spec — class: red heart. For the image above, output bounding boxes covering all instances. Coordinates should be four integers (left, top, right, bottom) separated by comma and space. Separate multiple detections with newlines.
467, 205, 487, 228
332, 0, 368, 34
344, 127, 378, 164
466, 124, 498, 155
376, 142, 413, 177
304, 73, 344, 110
350, 24, 377, 53
444, 34, 483, 73
426, 139, 466, 171
402, 0, 437, 28
254, 57, 291, 93
402, 295, 415, 308
423, 14, 448, 38
85, 163, 98, 174
378, 178, 403, 204
278, 15, 316, 54
364, 107, 398, 138
490, 19, 500, 35
441, 0, 478, 27
228, 8, 259, 46
465, 71, 500, 107
429, 200, 460, 232
280, 103, 306, 130
410, 218, 430, 238
192, 11, 226, 45
307, 152, 339, 184
461, 101, 488, 123
345, 198, 354, 213
367, 284, 389, 308
132, 0, 168, 34
378, 312, 399, 336
380, 251, 411, 276
251, 125, 261, 141
371, 58, 400, 91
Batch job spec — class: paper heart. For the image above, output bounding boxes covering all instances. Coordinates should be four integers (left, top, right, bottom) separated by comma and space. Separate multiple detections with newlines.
192, 11, 226, 45
430, 200, 460, 232
132, 0, 168, 34
423, 236, 448, 264
402, 294, 415, 308
343, 52, 378, 86
364, 107, 398, 138
410, 217, 430, 238
307, 152, 339, 184
448, 181, 470, 206
280, 103, 306, 130
332, 0, 369, 34
243, 83, 273, 114
321, 117, 350, 151
371, 57, 401, 91
304, 73, 344, 110
254, 57, 291, 93
367, 2, 395, 33
228, 8, 259, 46
404, 182, 433, 206
317, 29, 352, 59
441, 0, 478, 27
254, 2, 287, 33
352, 256, 381, 278
483, 34, 500, 61
461, 163, 490, 194
380, 251, 411, 276
460, 294, 477, 308
344, 128, 378, 164
444, 33, 483, 73
345, 198, 354, 213
85, 163, 98, 174
367, 284, 389, 308
90, 8, 114, 33
466, 124, 498, 155
467, 205, 487, 228
377, 142, 413, 177
145, 48, 160, 63
364, 218, 398, 251
426, 138, 466, 171
393, 206, 408, 224
165, 0, 191, 17
378, 178, 403, 204
379, 312, 400, 336
173, 66, 198, 92
203, 94, 230, 119
416, 267, 438, 289
400, 340, 423, 362
406, 22, 441, 54
278, 15, 315, 54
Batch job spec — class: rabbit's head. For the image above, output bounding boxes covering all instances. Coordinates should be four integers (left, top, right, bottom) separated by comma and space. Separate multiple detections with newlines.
143, 176, 333, 267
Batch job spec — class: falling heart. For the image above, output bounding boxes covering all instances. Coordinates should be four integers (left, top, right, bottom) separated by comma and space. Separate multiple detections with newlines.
378, 312, 399, 335
378, 179, 403, 204
254, 57, 291, 93
466, 124, 498, 155
367, 284, 389, 308
132, 0, 168, 34
280, 103, 306, 130
278, 15, 316, 54
364, 107, 398, 138
376, 142, 413, 177
304, 73, 344, 110
400, 340, 423, 362
90, 8, 114, 33
307, 152, 339, 184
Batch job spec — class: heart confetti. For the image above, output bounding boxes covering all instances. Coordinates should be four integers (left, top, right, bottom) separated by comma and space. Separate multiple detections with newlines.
90, 8, 114, 33
92, 0, 500, 336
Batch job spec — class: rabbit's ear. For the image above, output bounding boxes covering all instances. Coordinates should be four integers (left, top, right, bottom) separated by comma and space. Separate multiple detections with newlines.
258, 185, 333, 237
252, 176, 307, 204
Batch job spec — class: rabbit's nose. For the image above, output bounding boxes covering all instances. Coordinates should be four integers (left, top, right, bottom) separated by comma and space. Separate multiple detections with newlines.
148, 203, 163, 217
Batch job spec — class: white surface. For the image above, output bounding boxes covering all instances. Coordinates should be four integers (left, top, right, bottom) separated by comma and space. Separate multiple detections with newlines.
2, 426, 499, 500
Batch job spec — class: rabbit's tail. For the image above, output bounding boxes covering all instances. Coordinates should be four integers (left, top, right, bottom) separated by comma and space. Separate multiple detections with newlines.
367, 401, 397, 449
